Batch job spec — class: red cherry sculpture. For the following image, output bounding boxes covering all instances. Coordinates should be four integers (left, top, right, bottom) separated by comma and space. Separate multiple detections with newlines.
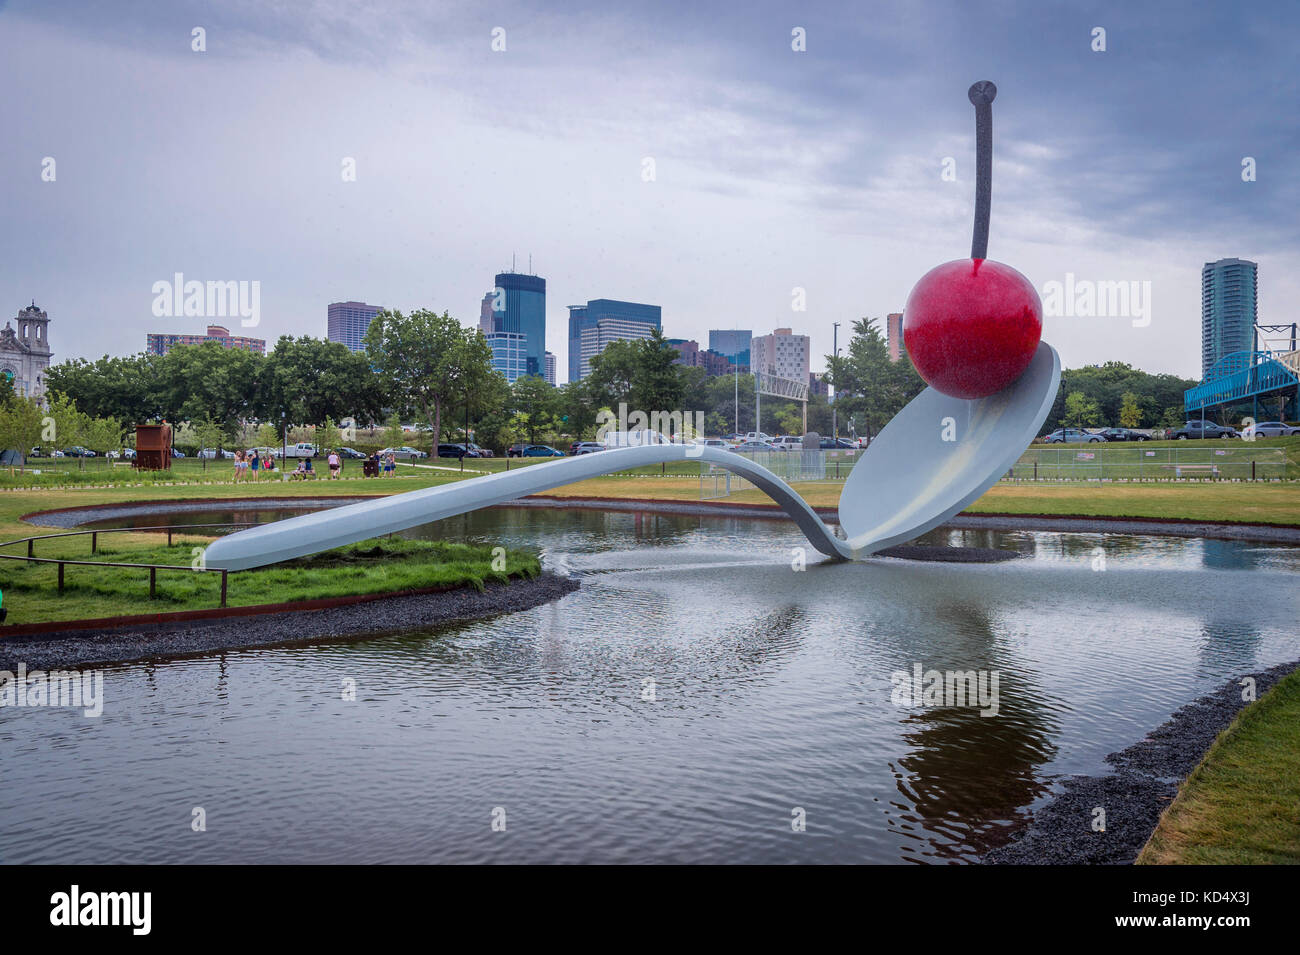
902, 81, 1043, 400
903, 258, 1042, 400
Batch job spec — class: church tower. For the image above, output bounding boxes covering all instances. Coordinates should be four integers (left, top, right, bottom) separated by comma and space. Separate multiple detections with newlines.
1, 301, 54, 404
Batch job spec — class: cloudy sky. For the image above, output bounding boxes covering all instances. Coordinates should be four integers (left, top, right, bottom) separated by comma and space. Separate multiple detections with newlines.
2, 0, 1297, 382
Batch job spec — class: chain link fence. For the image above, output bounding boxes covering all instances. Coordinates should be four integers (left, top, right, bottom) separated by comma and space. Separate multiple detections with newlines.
1001, 445, 1287, 482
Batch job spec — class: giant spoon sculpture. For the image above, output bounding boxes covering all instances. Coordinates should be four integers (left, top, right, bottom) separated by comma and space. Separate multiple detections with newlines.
205, 82, 1060, 572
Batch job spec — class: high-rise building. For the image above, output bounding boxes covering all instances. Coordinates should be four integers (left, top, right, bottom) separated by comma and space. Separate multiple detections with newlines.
808, 372, 829, 398
567, 299, 661, 381
147, 324, 266, 356
886, 312, 905, 363
1201, 258, 1258, 378
668, 339, 736, 377
709, 329, 751, 370
493, 272, 547, 379
578, 316, 659, 380
544, 351, 556, 386
479, 292, 496, 334
327, 301, 383, 353
486, 330, 528, 382
750, 327, 810, 383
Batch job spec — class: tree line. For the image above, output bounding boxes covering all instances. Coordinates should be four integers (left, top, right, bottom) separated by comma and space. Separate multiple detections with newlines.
10, 309, 1204, 460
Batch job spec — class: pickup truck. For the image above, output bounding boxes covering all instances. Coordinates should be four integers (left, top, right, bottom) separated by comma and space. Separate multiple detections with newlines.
283, 442, 319, 458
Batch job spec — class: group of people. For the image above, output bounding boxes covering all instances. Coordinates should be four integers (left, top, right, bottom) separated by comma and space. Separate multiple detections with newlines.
231, 448, 275, 482
369, 450, 398, 477
226, 448, 399, 482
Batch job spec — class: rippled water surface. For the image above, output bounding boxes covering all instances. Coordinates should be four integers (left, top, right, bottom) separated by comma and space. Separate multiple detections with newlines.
3, 506, 1298, 863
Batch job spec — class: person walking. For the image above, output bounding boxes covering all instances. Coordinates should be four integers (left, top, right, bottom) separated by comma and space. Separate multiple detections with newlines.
327, 449, 341, 480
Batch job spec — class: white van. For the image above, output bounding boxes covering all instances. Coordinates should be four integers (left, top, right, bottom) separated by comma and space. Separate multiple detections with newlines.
284, 442, 319, 459
601, 429, 672, 449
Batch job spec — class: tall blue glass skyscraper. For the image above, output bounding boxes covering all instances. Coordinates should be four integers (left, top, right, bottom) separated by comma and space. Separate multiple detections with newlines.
1201, 258, 1257, 378
708, 329, 752, 369
493, 272, 547, 379
567, 299, 661, 382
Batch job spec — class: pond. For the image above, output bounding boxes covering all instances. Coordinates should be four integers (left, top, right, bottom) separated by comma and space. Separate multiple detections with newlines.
2, 505, 1298, 863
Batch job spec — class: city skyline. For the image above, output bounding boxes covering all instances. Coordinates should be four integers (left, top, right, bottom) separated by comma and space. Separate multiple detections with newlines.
4, 1, 1298, 383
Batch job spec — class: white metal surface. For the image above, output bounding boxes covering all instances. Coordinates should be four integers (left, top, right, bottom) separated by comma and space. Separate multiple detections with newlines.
203, 343, 1060, 570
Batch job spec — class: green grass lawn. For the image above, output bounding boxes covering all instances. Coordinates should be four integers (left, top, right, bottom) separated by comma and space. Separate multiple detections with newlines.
1, 535, 539, 625
1138, 670, 1300, 865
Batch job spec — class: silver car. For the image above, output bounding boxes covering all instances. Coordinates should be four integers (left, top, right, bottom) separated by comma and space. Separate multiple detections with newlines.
1251, 421, 1300, 437
1044, 428, 1105, 444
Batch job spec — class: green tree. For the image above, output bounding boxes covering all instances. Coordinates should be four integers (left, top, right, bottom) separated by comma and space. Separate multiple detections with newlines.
318, 416, 341, 452
0, 396, 46, 469
153, 342, 262, 431
364, 309, 491, 449
46, 353, 164, 424
1119, 391, 1143, 428
383, 413, 404, 450
1063, 390, 1101, 428
586, 328, 685, 418
192, 413, 229, 471
826, 318, 925, 437
259, 335, 385, 427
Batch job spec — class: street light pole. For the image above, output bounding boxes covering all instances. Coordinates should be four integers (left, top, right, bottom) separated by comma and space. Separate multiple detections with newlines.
832, 322, 840, 442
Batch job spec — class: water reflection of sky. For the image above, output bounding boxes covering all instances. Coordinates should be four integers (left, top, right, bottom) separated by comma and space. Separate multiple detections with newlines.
2, 506, 1297, 864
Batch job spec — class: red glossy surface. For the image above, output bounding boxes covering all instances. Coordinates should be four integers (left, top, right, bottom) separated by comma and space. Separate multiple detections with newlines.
902, 258, 1042, 399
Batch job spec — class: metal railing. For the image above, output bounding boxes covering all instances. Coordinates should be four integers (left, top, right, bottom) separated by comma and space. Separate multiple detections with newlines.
1001, 446, 1287, 482
0, 522, 260, 608
700, 449, 862, 499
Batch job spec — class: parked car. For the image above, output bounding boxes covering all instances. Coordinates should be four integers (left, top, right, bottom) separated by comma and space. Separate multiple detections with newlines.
521, 444, 565, 457
730, 440, 781, 453
1098, 428, 1148, 442
283, 442, 319, 459
334, 447, 367, 459
1170, 421, 1239, 440
819, 437, 859, 450
601, 429, 672, 449
198, 448, 235, 459
770, 436, 805, 451
571, 442, 605, 454
378, 446, 428, 460
171, 448, 186, 457
507, 443, 530, 457
1044, 428, 1105, 444
1249, 421, 1300, 438
438, 443, 482, 459
465, 443, 494, 458
61, 446, 97, 457
691, 438, 735, 450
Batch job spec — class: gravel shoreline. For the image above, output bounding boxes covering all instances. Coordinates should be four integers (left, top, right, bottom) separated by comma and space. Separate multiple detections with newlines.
0, 573, 579, 670
983, 660, 1300, 865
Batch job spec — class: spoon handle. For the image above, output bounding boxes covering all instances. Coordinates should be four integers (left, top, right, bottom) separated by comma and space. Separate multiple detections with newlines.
968, 80, 997, 260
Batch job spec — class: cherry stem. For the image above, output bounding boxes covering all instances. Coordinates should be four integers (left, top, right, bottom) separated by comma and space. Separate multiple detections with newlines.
969, 80, 996, 260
